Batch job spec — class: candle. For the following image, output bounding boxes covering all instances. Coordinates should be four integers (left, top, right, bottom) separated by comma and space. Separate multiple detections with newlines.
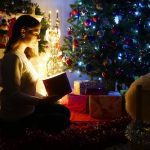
56, 9, 60, 30
48, 10, 51, 20
56, 10, 59, 19
48, 10, 52, 27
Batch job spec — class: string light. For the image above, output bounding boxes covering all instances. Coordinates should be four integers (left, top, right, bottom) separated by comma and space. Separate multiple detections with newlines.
78, 61, 84, 66
44, 10, 63, 77
114, 15, 122, 24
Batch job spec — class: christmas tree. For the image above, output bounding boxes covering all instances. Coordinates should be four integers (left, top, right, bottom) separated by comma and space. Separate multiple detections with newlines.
0, 0, 47, 52
62, 0, 150, 89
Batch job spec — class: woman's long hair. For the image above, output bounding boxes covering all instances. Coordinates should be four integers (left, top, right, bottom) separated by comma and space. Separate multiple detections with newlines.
5, 15, 40, 53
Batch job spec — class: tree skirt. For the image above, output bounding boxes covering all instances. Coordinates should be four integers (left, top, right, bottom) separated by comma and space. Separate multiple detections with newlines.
0, 115, 131, 150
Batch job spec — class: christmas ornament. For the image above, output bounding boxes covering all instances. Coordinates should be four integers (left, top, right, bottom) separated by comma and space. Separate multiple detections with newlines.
124, 38, 133, 46
83, 19, 92, 27
92, 16, 99, 22
71, 9, 79, 16
67, 30, 72, 36
102, 72, 109, 78
111, 27, 120, 35
86, 63, 94, 72
110, 41, 117, 49
80, 8, 88, 16
82, 33, 88, 40
69, 12, 73, 17
73, 39, 79, 48
67, 27, 73, 35
96, 3, 103, 10
97, 30, 104, 38
66, 58, 72, 66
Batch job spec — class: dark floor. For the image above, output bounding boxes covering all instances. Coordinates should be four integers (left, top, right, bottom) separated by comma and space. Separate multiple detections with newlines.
0, 115, 131, 150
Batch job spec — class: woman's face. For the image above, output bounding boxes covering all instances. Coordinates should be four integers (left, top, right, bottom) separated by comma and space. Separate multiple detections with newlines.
24, 25, 41, 49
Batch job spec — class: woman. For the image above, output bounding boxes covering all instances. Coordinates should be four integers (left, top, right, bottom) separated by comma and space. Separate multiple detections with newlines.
0, 15, 70, 132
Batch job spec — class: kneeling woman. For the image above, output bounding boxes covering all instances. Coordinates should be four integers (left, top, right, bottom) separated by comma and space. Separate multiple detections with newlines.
0, 15, 70, 132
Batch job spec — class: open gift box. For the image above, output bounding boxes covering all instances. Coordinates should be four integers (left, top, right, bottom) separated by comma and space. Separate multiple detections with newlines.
43, 72, 72, 97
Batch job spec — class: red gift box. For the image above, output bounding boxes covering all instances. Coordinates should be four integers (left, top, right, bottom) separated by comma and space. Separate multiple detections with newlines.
61, 94, 89, 114
89, 95, 122, 119
85, 88, 107, 95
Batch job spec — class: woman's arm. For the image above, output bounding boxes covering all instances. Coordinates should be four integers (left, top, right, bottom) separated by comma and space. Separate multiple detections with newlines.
2, 54, 41, 105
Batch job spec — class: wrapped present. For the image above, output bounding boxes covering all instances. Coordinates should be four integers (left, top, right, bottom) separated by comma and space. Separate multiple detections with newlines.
85, 88, 107, 95
89, 95, 122, 119
60, 94, 89, 114
68, 94, 89, 113
74, 80, 103, 95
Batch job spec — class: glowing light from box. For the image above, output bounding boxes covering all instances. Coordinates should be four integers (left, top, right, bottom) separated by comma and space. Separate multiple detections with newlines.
31, 10, 64, 96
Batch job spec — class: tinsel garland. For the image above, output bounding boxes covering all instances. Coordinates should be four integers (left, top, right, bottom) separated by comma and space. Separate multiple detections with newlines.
0, 115, 131, 150
125, 121, 150, 145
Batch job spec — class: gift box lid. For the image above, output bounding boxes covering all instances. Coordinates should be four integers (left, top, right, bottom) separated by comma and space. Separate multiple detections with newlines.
43, 72, 72, 97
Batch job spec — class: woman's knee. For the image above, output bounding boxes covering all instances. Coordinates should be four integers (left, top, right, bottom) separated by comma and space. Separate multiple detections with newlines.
59, 104, 71, 118
48, 103, 71, 118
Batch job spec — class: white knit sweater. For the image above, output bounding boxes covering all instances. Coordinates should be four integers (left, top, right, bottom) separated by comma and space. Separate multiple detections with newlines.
0, 51, 42, 121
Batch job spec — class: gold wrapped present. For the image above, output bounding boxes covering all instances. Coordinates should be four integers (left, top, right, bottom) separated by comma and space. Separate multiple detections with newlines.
74, 80, 103, 95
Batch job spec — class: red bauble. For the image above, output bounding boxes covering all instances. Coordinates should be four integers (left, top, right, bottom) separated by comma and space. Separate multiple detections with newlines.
92, 16, 99, 22
58, 55, 63, 61
73, 39, 79, 48
83, 19, 92, 26
111, 41, 117, 49
102, 72, 109, 78
111, 28, 116, 34
71, 9, 78, 16
66, 58, 72, 66
67, 30, 72, 35
124, 38, 133, 45
111, 27, 121, 36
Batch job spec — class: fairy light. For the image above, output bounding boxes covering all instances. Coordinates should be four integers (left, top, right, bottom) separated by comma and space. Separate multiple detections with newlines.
45, 9, 63, 77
